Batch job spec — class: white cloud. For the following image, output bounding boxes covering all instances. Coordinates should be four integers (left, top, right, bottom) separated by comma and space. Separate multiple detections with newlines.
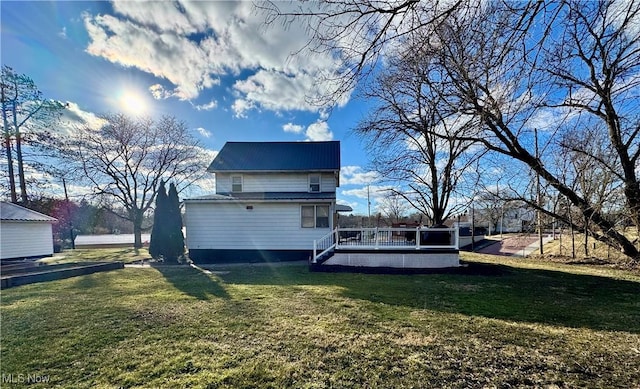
84, 13, 219, 100
231, 99, 255, 119
341, 166, 380, 185
337, 168, 391, 215
59, 102, 107, 133
305, 120, 333, 141
232, 70, 344, 115
525, 106, 577, 131
194, 100, 217, 111
58, 27, 67, 39
341, 185, 394, 201
149, 84, 173, 100
283, 122, 304, 134
83, 1, 352, 112
196, 127, 212, 138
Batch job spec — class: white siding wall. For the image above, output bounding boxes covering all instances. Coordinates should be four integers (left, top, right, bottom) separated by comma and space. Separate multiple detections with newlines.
0, 221, 54, 259
185, 202, 333, 250
216, 173, 336, 193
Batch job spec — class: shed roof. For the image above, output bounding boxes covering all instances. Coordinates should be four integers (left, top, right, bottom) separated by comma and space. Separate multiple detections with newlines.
208, 141, 340, 172
0, 202, 57, 222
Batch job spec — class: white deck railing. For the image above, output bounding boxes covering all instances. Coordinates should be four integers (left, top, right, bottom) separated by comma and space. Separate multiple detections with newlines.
312, 229, 337, 263
312, 227, 459, 263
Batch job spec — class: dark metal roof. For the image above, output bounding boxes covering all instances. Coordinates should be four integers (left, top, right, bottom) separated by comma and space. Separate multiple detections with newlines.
336, 204, 353, 212
208, 141, 340, 172
187, 192, 336, 201
0, 202, 57, 222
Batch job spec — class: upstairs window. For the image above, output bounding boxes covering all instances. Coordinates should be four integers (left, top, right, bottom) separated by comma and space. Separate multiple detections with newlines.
231, 175, 243, 192
309, 174, 321, 193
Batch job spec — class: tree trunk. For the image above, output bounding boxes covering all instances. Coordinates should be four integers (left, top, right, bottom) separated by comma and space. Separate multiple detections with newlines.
132, 209, 144, 249
3, 133, 16, 203
15, 131, 27, 203
584, 218, 589, 257
569, 210, 575, 259
1, 96, 17, 203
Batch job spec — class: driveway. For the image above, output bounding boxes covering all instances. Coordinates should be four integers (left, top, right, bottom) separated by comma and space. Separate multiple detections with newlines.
476, 235, 554, 257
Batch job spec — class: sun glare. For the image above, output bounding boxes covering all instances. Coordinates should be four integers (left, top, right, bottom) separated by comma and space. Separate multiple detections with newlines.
119, 90, 148, 115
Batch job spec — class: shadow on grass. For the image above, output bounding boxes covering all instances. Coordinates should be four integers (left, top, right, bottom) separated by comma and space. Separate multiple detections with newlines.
217, 261, 640, 333
154, 265, 230, 301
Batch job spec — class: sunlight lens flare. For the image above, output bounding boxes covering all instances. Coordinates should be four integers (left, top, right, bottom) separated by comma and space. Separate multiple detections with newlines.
118, 89, 148, 115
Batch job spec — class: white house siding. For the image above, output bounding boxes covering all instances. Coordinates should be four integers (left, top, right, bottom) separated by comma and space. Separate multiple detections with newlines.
185, 201, 333, 251
0, 221, 54, 260
216, 173, 336, 193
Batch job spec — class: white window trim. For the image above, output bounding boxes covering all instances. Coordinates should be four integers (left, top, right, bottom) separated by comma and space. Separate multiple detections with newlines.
231, 175, 243, 192
309, 174, 321, 193
301, 204, 331, 228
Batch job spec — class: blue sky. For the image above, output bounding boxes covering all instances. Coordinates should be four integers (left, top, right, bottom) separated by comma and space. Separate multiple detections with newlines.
1, 1, 383, 214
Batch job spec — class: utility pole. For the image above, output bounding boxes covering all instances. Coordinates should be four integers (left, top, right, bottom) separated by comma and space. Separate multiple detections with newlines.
471, 204, 475, 252
367, 184, 371, 227
535, 128, 543, 255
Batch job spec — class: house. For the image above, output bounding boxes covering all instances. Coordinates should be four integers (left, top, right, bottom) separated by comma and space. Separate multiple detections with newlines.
184, 141, 341, 263
474, 205, 536, 234
184, 141, 460, 271
1, 202, 57, 260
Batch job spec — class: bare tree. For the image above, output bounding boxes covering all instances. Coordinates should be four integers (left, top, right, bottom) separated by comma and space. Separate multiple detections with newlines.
65, 114, 205, 248
558, 125, 624, 256
356, 38, 482, 225
271, 0, 640, 261
545, 1, 640, 232
474, 190, 504, 235
442, 1, 639, 260
1, 66, 65, 203
377, 192, 410, 225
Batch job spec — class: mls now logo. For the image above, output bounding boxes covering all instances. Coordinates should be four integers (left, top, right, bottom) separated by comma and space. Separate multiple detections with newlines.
2, 373, 50, 384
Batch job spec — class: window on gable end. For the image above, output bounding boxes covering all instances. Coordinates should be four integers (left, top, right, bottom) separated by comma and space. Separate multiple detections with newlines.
309, 174, 321, 193
231, 175, 243, 192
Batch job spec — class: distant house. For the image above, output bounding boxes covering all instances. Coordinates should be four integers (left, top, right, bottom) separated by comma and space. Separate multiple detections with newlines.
474, 205, 536, 234
184, 141, 341, 263
1, 202, 57, 260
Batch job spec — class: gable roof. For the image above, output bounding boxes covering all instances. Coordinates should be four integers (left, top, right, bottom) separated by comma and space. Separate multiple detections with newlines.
208, 141, 340, 172
0, 202, 57, 222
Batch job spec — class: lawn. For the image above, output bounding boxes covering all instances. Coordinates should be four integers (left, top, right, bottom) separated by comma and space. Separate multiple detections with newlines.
39, 248, 150, 265
1, 252, 639, 388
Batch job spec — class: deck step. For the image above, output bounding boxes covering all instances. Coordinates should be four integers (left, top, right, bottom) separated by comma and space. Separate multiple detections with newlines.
312, 249, 335, 266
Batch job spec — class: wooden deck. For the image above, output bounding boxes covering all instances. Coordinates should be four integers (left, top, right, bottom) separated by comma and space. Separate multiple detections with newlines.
312, 227, 460, 271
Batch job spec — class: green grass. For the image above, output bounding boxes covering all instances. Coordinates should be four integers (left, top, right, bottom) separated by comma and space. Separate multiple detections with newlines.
39, 248, 150, 265
2, 252, 639, 388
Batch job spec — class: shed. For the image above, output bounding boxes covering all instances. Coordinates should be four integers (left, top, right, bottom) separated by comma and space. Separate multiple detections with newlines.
1, 202, 57, 260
